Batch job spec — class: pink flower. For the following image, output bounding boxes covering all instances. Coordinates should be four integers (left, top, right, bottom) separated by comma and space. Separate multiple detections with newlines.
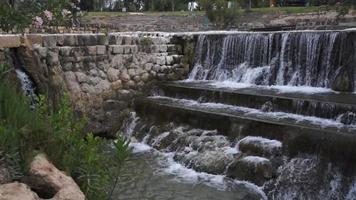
32, 16, 43, 27
43, 10, 53, 21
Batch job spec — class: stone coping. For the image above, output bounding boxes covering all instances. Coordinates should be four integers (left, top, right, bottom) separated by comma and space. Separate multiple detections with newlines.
1, 29, 355, 48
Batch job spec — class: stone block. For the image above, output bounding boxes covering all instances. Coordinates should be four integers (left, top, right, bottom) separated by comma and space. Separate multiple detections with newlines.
96, 45, 106, 55
63, 35, 78, 46
77, 35, 97, 46
59, 47, 72, 56
42, 35, 57, 47
26, 35, 43, 46
111, 45, 124, 54
0, 35, 21, 48
97, 34, 108, 45
86, 46, 97, 56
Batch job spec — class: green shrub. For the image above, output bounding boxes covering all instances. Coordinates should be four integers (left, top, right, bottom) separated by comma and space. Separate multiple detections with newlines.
0, 77, 130, 200
198, 0, 240, 29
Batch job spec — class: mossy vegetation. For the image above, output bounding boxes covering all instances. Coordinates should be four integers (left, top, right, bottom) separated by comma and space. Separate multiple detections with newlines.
0, 64, 131, 200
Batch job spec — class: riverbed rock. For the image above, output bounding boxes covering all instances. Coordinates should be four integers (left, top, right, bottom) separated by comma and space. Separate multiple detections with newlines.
26, 154, 85, 200
186, 149, 235, 174
0, 182, 40, 200
238, 136, 282, 158
331, 67, 353, 92
227, 156, 274, 186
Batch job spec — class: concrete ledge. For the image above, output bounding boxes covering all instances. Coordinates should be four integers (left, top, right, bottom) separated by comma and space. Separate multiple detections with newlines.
0, 35, 21, 48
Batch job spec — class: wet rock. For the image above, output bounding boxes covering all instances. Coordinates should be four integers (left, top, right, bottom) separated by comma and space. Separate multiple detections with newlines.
238, 136, 282, 158
266, 155, 348, 200
331, 67, 353, 92
227, 156, 274, 186
0, 182, 40, 200
337, 111, 356, 125
185, 150, 235, 174
26, 154, 85, 200
230, 181, 268, 200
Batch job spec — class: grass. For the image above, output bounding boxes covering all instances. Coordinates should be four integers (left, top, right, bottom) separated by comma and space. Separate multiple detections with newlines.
86, 6, 331, 18
85, 11, 205, 18
248, 6, 328, 14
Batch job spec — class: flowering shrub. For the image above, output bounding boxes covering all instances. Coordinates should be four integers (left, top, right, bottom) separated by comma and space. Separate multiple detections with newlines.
0, 0, 83, 33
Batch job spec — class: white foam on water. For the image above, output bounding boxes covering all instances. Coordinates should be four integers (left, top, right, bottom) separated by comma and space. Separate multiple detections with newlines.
129, 140, 266, 198
238, 136, 282, 151
346, 181, 356, 200
150, 96, 353, 129
242, 156, 269, 164
270, 85, 336, 94
222, 146, 239, 155
206, 80, 336, 94
129, 142, 152, 154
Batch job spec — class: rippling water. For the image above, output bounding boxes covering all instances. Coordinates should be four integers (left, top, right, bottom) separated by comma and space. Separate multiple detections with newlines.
112, 147, 264, 200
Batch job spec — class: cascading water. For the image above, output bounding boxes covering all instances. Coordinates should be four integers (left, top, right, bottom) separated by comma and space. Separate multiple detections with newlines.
15, 68, 37, 103
188, 31, 355, 91
11, 49, 37, 104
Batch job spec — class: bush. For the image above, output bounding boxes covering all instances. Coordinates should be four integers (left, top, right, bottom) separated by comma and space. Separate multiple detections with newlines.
0, 0, 82, 33
0, 76, 130, 200
198, 0, 240, 29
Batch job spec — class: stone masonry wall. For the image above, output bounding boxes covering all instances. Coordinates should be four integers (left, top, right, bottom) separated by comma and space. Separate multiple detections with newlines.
5, 33, 193, 136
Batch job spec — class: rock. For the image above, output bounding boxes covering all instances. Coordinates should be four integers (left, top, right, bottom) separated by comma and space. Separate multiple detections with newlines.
111, 80, 123, 90
230, 181, 267, 200
0, 182, 40, 200
227, 156, 274, 186
120, 72, 130, 83
64, 72, 80, 92
96, 45, 106, 55
186, 150, 235, 174
337, 111, 356, 125
46, 51, 59, 66
26, 154, 85, 200
238, 136, 282, 158
107, 68, 121, 82
331, 67, 353, 92
0, 167, 11, 184
75, 72, 89, 84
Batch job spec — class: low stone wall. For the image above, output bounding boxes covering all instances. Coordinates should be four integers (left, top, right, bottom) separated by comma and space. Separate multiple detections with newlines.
2, 33, 194, 136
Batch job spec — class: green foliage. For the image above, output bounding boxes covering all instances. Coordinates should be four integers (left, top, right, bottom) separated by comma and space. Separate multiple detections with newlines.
0, 3, 33, 32
0, 77, 130, 200
0, 0, 82, 33
198, 0, 240, 28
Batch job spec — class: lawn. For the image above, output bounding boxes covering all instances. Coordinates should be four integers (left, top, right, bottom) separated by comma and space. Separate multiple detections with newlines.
85, 6, 329, 18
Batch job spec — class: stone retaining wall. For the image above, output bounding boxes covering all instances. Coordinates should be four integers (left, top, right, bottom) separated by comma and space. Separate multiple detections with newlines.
1, 33, 194, 136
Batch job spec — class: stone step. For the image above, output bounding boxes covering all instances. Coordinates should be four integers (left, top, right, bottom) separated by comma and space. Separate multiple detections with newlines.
134, 96, 356, 162
156, 81, 356, 123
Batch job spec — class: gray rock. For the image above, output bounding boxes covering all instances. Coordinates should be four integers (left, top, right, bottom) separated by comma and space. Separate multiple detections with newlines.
227, 156, 274, 186
46, 51, 59, 66
96, 45, 106, 55
238, 136, 282, 158
331, 67, 353, 92
107, 68, 121, 82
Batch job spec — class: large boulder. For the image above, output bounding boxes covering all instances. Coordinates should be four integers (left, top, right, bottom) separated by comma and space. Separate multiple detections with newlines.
238, 136, 282, 158
331, 67, 353, 92
0, 182, 40, 200
25, 154, 85, 200
227, 156, 274, 186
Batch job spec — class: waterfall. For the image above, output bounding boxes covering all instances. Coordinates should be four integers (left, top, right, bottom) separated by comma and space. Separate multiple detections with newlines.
188, 31, 355, 91
11, 49, 37, 104
15, 68, 37, 102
